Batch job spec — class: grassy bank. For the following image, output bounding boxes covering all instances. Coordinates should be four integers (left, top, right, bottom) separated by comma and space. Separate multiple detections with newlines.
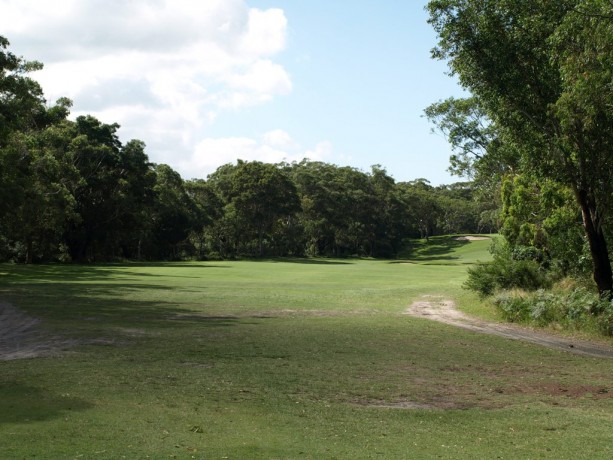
1, 237, 612, 458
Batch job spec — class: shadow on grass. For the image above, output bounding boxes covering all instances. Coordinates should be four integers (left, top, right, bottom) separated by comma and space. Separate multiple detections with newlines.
0, 279, 242, 336
0, 382, 93, 425
0, 263, 261, 341
118, 262, 232, 269
395, 236, 471, 263
269, 258, 353, 265
7, 287, 180, 317
0, 262, 229, 283
227, 257, 353, 265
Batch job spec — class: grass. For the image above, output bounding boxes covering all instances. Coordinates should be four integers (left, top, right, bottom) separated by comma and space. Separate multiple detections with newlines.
1, 236, 612, 459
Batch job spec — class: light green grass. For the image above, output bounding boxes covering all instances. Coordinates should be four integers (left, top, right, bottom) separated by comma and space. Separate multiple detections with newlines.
1, 237, 612, 459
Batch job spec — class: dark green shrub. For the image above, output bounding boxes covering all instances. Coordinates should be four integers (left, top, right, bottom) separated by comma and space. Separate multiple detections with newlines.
465, 258, 549, 297
464, 262, 499, 296
464, 238, 551, 297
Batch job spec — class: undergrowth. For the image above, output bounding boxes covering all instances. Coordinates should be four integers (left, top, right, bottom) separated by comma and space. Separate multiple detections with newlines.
463, 238, 613, 336
492, 287, 613, 336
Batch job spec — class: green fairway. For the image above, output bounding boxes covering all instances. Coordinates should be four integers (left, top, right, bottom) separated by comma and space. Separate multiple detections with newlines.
1, 237, 612, 459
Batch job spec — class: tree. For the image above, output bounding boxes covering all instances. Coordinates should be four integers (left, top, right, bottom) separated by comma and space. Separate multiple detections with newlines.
425, 97, 496, 178
368, 165, 409, 257
435, 183, 481, 235
289, 161, 384, 257
397, 179, 441, 240
64, 116, 124, 261
59, 116, 157, 261
0, 35, 47, 238
0, 37, 78, 262
184, 179, 223, 259
499, 173, 587, 275
1, 124, 76, 262
0, 36, 46, 144
427, 0, 613, 296
150, 164, 196, 260
228, 161, 300, 257
289, 161, 338, 256
113, 139, 156, 259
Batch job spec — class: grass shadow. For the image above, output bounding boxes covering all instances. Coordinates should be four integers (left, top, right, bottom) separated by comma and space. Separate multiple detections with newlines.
0, 382, 93, 425
397, 236, 472, 262
269, 258, 353, 265
0, 262, 230, 283
0, 279, 241, 339
233, 257, 353, 265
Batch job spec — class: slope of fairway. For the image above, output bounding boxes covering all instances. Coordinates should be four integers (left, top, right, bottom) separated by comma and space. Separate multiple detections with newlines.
407, 234, 494, 265
1, 238, 612, 459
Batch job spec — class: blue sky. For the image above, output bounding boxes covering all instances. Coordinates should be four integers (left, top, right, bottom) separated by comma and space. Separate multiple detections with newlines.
1, 0, 466, 184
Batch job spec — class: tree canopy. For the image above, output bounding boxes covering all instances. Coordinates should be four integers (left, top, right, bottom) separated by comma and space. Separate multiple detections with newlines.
426, 0, 613, 296
0, 35, 486, 263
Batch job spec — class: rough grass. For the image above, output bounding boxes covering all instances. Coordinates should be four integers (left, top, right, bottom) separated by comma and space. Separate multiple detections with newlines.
1, 237, 613, 459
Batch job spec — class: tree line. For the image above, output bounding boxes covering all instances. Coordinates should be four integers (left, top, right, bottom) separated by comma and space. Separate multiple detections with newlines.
0, 35, 492, 263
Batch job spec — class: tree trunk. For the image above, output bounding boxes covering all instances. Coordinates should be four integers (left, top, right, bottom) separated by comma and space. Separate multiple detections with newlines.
577, 189, 613, 298
258, 227, 264, 257
26, 239, 33, 264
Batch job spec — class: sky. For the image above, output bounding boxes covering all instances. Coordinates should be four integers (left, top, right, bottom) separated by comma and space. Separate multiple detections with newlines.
0, 0, 467, 185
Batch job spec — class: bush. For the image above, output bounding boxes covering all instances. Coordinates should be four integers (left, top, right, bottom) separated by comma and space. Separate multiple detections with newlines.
492, 291, 532, 322
464, 238, 552, 297
491, 287, 613, 336
465, 258, 550, 297
529, 290, 560, 325
594, 295, 613, 336
464, 262, 499, 296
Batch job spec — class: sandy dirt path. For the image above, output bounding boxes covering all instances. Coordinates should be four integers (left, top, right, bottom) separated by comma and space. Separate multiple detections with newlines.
405, 296, 613, 359
0, 302, 77, 360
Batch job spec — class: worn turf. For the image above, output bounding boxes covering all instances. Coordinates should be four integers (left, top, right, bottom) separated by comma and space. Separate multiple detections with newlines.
1, 237, 612, 459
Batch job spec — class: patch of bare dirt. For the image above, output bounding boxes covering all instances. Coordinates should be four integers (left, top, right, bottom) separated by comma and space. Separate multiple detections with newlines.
405, 296, 613, 359
355, 398, 469, 410
454, 235, 491, 241
0, 302, 78, 360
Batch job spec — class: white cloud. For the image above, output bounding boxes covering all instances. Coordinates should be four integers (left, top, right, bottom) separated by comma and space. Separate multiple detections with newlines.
228, 59, 292, 96
263, 129, 299, 149
238, 8, 288, 57
304, 141, 334, 162
0, 0, 293, 176
10, 1, 291, 111
180, 131, 334, 179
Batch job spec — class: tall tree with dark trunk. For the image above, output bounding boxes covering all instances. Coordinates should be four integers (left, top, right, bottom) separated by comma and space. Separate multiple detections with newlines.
427, 0, 613, 296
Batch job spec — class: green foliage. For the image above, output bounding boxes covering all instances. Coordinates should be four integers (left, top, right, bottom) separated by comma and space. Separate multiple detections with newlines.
465, 239, 551, 296
0, 34, 487, 263
0, 36, 46, 142
465, 259, 548, 297
427, 0, 613, 295
598, 301, 613, 336
496, 289, 583, 326
492, 286, 613, 336
491, 291, 532, 323
424, 97, 513, 180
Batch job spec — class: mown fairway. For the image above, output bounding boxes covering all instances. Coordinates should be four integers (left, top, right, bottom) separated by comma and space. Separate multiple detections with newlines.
1, 237, 612, 459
